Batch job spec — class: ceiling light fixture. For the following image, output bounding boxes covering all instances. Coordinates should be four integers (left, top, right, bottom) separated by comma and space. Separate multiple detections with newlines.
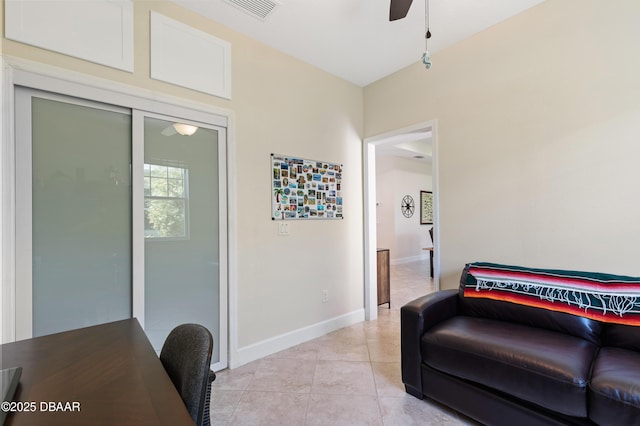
172, 123, 199, 136
422, 0, 432, 70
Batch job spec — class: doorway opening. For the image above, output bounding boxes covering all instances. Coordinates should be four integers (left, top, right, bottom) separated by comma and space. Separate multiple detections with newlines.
363, 120, 439, 321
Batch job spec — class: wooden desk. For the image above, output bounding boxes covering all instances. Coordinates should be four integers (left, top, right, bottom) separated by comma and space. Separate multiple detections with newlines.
0, 319, 193, 426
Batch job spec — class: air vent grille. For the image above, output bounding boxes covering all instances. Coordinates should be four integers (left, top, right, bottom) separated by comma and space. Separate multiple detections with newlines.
224, 0, 280, 21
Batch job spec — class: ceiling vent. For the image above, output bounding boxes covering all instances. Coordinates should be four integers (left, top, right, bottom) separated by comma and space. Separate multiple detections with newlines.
224, 0, 280, 21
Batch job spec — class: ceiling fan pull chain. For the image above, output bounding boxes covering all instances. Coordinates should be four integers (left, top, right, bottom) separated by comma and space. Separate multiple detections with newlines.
422, 0, 432, 69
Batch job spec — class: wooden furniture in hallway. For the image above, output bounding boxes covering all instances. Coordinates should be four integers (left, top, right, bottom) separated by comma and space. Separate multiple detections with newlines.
422, 227, 435, 278
377, 248, 390, 308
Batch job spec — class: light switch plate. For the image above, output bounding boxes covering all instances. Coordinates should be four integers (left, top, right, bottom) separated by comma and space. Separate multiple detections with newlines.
278, 222, 290, 236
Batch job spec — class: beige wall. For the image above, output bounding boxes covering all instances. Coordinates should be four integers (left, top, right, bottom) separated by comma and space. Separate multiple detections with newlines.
365, 0, 640, 289
376, 156, 432, 263
2, 1, 364, 354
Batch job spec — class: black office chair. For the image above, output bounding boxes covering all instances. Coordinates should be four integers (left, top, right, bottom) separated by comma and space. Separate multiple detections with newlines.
160, 324, 216, 426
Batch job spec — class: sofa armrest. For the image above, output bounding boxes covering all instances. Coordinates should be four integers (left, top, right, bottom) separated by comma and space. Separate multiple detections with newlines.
401, 289, 458, 398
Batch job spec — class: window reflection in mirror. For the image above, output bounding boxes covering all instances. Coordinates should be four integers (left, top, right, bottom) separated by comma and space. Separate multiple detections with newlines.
143, 163, 189, 239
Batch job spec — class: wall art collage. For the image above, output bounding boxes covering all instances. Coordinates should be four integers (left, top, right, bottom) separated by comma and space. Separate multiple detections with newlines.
272, 154, 343, 220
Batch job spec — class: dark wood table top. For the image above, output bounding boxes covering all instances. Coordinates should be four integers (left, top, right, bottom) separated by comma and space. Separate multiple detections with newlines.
0, 318, 194, 425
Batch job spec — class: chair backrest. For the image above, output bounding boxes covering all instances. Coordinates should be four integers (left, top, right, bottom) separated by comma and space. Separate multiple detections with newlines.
160, 324, 213, 426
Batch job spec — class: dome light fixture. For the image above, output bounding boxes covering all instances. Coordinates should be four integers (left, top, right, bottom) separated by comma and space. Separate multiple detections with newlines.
172, 123, 199, 136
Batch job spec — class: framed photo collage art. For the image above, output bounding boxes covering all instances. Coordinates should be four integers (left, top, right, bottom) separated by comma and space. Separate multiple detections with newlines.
272, 154, 343, 220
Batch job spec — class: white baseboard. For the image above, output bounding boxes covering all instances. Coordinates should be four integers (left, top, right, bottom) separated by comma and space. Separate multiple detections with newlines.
391, 254, 429, 266
231, 308, 365, 368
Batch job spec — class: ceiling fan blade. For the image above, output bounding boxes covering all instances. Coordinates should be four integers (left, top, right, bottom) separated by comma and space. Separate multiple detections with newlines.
389, 0, 413, 21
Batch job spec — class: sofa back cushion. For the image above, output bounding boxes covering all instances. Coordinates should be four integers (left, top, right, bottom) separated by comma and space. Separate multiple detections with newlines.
601, 323, 640, 351
459, 264, 603, 344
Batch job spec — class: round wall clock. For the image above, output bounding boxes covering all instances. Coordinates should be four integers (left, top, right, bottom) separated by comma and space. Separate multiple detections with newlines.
401, 195, 415, 218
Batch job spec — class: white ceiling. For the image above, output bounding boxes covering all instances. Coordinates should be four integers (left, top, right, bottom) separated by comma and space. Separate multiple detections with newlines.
375, 130, 433, 162
172, 0, 545, 87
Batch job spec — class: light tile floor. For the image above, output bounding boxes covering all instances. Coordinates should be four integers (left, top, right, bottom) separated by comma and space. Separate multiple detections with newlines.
211, 260, 476, 425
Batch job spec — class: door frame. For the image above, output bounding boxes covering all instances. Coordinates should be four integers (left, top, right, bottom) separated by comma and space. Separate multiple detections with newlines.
1, 58, 235, 370
362, 120, 440, 320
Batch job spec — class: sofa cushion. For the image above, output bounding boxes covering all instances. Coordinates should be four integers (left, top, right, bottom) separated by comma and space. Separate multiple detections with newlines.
589, 347, 640, 426
459, 265, 603, 344
601, 323, 640, 352
421, 316, 597, 417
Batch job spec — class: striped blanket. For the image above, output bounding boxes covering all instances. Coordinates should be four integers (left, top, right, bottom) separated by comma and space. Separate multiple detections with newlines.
465, 262, 640, 326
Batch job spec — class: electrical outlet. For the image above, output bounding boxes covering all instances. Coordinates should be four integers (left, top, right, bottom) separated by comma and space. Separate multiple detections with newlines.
278, 222, 290, 236
322, 289, 329, 303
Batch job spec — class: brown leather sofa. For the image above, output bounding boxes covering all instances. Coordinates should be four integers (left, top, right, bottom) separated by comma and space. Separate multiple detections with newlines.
401, 264, 640, 426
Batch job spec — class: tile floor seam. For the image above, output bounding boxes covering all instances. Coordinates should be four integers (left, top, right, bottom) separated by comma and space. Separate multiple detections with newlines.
225, 388, 245, 426
303, 360, 319, 426
369, 355, 388, 425
377, 395, 387, 426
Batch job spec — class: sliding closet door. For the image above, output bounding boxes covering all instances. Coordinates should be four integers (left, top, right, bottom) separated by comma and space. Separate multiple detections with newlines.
14, 87, 228, 369
15, 88, 132, 339
139, 114, 226, 366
